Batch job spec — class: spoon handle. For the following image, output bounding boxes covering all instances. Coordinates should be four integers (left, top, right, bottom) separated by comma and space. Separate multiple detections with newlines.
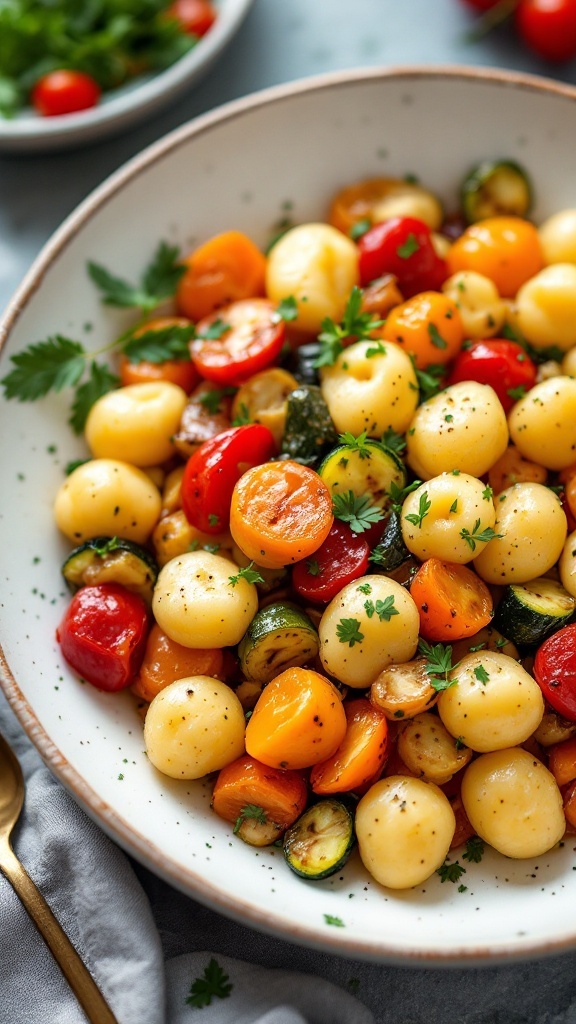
0, 841, 119, 1024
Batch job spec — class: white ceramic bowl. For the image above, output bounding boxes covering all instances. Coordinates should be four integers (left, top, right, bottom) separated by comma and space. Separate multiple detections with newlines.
0, 0, 254, 153
2, 66, 576, 964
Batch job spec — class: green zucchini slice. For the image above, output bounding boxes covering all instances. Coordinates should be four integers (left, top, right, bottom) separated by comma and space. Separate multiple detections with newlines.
494, 576, 576, 647
318, 440, 405, 510
280, 385, 339, 467
62, 536, 158, 603
369, 510, 411, 572
238, 601, 320, 683
461, 159, 532, 224
284, 800, 355, 880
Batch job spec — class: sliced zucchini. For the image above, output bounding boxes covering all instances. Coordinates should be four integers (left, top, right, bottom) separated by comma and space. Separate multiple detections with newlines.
62, 536, 158, 603
318, 440, 405, 510
284, 799, 355, 880
238, 601, 319, 683
369, 510, 411, 571
494, 576, 576, 647
280, 385, 339, 467
461, 159, 532, 224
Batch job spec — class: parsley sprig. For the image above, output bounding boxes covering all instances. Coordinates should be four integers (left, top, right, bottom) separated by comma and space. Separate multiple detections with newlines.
228, 562, 265, 587
313, 287, 384, 368
460, 519, 501, 552
418, 639, 460, 692
437, 860, 466, 884
186, 958, 233, 1008
463, 836, 485, 863
364, 595, 398, 622
337, 430, 372, 459
336, 618, 364, 647
332, 490, 386, 534
233, 804, 267, 834
88, 242, 185, 313
381, 428, 407, 455
387, 478, 423, 514
404, 490, 431, 529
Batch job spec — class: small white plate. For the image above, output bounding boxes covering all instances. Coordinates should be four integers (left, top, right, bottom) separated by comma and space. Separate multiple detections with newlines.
3, 67, 576, 964
0, 0, 254, 153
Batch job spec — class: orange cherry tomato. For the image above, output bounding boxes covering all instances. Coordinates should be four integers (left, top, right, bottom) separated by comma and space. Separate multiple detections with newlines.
212, 754, 308, 829
176, 230, 266, 321
381, 291, 464, 369
245, 666, 347, 769
230, 460, 334, 569
310, 699, 389, 794
548, 736, 576, 787
487, 444, 548, 495
410, 558, 494, 642
446, 216, 543, 298
131, 622, 223, 703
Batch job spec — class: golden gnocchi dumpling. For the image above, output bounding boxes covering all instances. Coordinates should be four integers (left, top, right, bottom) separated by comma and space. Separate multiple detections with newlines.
152, 550, 258, 648
355, 776, 455, 889
437, 651, 544, 752
473, 482, 566, 584
508, 377, 576, 470
405, 381, 509, 480
318, 575, 420, 689
85, 381, 188, 466
559, 530, 576, 599
144, 676, 245, 779
515, 264, 576, 351
265, 223, 359, 334
320, 339, 418, 437
54, 458, 161, 544
461, 747, 565, 858
539, 208, 576, 265
401, 473, 496, 563
442, 270, 506, 339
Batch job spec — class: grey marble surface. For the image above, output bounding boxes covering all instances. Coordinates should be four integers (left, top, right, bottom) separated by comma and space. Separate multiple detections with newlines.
2, 1, 576, 1020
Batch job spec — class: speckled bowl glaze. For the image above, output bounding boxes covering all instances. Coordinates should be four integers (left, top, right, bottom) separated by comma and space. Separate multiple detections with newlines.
0, 0, 254, 153
2, 67, 576, 964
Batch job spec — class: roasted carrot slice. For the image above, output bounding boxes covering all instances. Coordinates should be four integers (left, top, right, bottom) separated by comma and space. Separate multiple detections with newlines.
131, 622, 224, 702
549, 736, 576, 788
230, 460, 334, 569
410, 558, 493, 642
310, 699, 388, 795
176, 230, 266, 321
212, 754, 308, 838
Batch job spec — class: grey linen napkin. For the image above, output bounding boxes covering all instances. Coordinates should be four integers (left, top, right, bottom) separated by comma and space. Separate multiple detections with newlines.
0, 691, 374, 1024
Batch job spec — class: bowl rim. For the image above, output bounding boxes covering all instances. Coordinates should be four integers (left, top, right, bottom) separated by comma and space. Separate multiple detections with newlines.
3, 63, 576, 965
0, 0, 255, 149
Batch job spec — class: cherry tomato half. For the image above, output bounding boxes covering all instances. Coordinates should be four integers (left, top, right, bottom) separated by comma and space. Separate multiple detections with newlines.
181, 423, 276, 534
447, 339, 537, 413
292, 520, 370, 603
192, 299, 286, 386
358, 216, 447, 298
56, 584, 149, 692
534, 623, 576, 721
31, 70, 101, 117
516, 0, 576, 62
167, 0, 217, 36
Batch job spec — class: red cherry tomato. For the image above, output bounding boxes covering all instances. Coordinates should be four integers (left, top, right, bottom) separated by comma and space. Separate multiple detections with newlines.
534, 624, 576, 721
459, 0, 500, 7
167, 0, 217, 35
192, 299, 286, 386
31, 70, 101, 117
447, 339, 537, 413
358, 217, 447, 298
292, 520, 370, 603
56, 584, 149, 692
181, 423, 276, 534
516, 0, 576, 61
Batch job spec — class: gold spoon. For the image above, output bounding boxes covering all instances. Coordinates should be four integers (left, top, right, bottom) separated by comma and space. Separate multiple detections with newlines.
0, 730, 119, 1024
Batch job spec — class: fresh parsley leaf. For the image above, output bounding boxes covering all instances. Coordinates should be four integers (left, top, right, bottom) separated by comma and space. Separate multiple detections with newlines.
482, 485, 494, 501
349, 218, 371, 241
92, 537, 121, 557
274, 296, 298, 322
199, 387, 236, 415
507, 384, 527, 402
428, 323, 448, 350
450, 499, 458, 513
122, 324, 194, 364
141, 242, 186, 301
306, 558, 321, 576
418, 639, 460, 692
68, 361, 119, 435
387, 478, 422, 514
228, 561, 265, 587
404, 490, 431, 529
87, 263, 153, 313
313, 286, 384, 368
460, 519, 501, 552
364, 595, 399, 622
231, 402, 251, 426
64, 458, 90, 476
396, 233, 419, 258
410, 358, 446, 402
186, 958, 233, 1008
233, 804, 267, 834
365, 340, 386, 358
357, 583, 372, 595
458, 884, 468, 893
336, 618, 364, 647
381, 428, 407, 455
196, 318, 231, 341
473, 664, 490, 685
463, 836, 485, 863
324, 914, 345, 927
332, 490, 385, 534
437, 860, 466, 884
1, 336, 86, 402
208, 513, 220, 528
338, 430, 372, 459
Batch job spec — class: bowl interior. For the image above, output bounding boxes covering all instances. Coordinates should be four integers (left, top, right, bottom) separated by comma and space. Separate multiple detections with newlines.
2, 68, 576, 963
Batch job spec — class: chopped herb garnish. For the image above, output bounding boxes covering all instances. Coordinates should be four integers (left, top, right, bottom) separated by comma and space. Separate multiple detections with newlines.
437, 860, 466, 884
381, 428, 407, 455
507, 384, 527, 402
338, 430, 372, 459
357, 583, 372, 595
228, 562, 265, 587
387, 478, 423, 514
64, 458, 90, 476
450, 499, 458, 513
332, 490, 385, 534
455, 736, 465, 750
336, 618, 364, 647
397, 233, 420, 259
482, 485, 494, 501
69, 362, 120, 434
273, 296, 299, 322
208, 514, 220, 528
233, 804, 267, 833
123, 324, 194, 364
411, 359, 446, 402
474, 664, 490, 685
324, 914, 345, 927
88, 242, 185, 313
199, 386, 237, 414
197, 318, 231, 341
428, 323, 448, 350
231, 402, 251, 426
306, 558, 321, 577
350, 218, 372, 241
364, 595, 399, 622
313, 287, 384, 368
404, 490, 431, 529
418, 639, 460, 691
186, 958, 233, 1008
458, 884, 468, 893
92, 537, 121, 557
460, 520, 501, 552
463, 836, 485, 863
